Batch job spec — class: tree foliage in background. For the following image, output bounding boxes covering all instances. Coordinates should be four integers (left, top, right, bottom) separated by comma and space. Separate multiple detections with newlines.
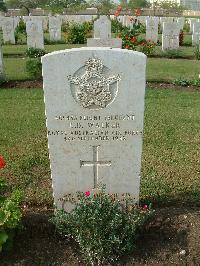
152, 0, 185, 15
88, 0, 116, 15
45, 0, 87, 13
5, 0, 47, 14
0, 0, 7, 12
128, 0, 150, 9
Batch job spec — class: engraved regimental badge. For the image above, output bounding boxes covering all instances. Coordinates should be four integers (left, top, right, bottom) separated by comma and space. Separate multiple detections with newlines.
68, 58, 121, 109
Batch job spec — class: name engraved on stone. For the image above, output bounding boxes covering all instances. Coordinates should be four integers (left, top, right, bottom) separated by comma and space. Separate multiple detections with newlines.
80, 145, 111, 188
68, 58, 121, 109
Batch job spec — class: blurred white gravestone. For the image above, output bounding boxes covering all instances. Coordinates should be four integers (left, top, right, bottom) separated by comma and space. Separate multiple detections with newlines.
192, 22, 200, 46
177, 17, 185, 30
0, 45, 4, 79
42, 47, 146, 210
87, 16, 122, 48
2, 17, 15, 44
162, 22, 180, 50
26, 20, 44, 49
146, 17, 159, 43
188, 18, 199, 33
49, 16, 62, 41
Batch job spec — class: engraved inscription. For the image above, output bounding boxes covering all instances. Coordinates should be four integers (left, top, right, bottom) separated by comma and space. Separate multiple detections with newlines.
80, 145, 111, 188
68, 58, 121, 109
48, 113, 142, 142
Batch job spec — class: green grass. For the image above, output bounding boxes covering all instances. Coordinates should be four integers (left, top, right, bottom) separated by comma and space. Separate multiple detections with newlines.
0, 88, 199, 207
147, 58, 200, 82
3, 57, 200, 82
2, 44, 86, 56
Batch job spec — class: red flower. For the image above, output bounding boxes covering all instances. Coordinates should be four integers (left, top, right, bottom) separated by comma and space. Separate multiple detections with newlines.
125, 35, 129, 40
0, 156, 6, 169
125, 45, 130, 49
134, 8, 141, 16
117, 5, 122, 11
84, 191, 90, 197
130, 36, 137, 43
114, 11, 120, 17
143, 204, 148, 210
140, 42, 145, 46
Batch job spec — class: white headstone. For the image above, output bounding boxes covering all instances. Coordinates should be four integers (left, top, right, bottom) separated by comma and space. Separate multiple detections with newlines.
2, 17, 15, 44
162, 22, 180, 50
42, 47, 146, 210
160, 17, 174, 32
26, 20, 44, 49
87, 16, 122, 48
49, 16, 62, 41
192, 22, 200, 46
146, 17, 159, 43
188, 18, 199, 33
138, 16, 147, 26
23, 16, 48, 31
0, 45, 4, 79
13, 16, 20, 29
177, 17, 185, 30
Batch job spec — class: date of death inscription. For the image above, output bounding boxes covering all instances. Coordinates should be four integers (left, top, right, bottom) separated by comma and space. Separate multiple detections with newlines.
47, 114, 143, 142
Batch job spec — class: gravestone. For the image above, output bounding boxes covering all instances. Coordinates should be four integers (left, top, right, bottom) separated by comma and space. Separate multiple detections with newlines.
23, 16, 48, 30
87, 16, 122, 48
49, 16, 62, 41
138, 16, 147, 26
192, 22, 200, 46
42, 47, 146, 210
160, 17, 174, 31
162, 22, 180, 50
26, 20, 44, 49
146, 17, 159, 43
0, 16, 4, 30
0, 44, 4, 79
188, 18, 199, 33
177, 17, 185, 30
2, 17, 15, 44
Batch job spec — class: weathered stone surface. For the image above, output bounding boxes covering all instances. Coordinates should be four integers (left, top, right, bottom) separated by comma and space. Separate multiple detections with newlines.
0, 45, 4, 78
49, 16, 62, 41
2, 17, 15, 44
26, 20, 44, 49
192, 21, 200, 46
42, 47, 146, 210
162, 22, 180, 50
146, 17, 159, 43
188, 18, 199, 33
87, 16, 122, 48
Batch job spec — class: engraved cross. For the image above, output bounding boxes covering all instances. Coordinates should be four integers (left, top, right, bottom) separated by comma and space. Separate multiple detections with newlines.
80, 145, 111, 188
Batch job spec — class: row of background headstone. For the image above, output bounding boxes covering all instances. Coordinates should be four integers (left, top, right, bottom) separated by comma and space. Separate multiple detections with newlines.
0, 15, 199, 49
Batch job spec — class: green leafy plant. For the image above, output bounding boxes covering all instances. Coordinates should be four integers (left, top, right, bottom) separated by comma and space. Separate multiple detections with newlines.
25, 47, 46, 58
25, 48, 46, 79
194, 43, 200, 60
0, 156, 22, 252
26, 59, 42, 79
161, 49, 183, 59
172, 78, 191, 86
139, 40, 156, 56
172, 78, 200, 87
51, 186, 154, 265
14, 19, 27, 44
65, 22, 93, 44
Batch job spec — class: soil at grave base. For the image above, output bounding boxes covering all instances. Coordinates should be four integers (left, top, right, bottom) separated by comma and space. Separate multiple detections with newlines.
0, 207, 199, 266
1, 80, 200, 92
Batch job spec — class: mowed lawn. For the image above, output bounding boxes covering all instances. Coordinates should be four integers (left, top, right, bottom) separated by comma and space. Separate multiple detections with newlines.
3, 57, 200, 82
0, 88, 199, 206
